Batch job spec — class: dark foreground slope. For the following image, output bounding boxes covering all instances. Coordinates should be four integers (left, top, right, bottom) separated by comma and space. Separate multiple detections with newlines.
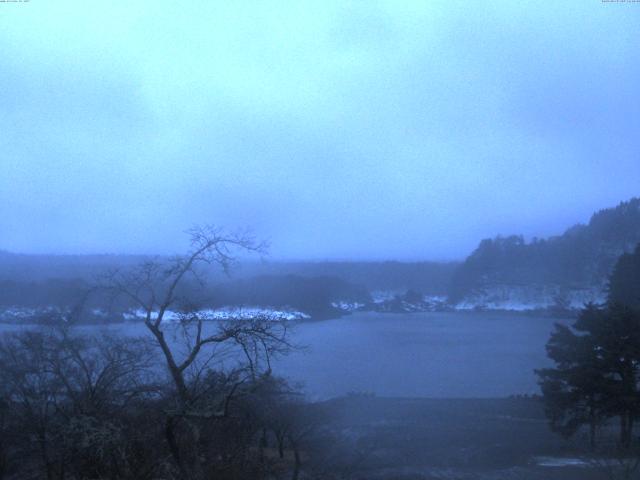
313, 396, 603, 480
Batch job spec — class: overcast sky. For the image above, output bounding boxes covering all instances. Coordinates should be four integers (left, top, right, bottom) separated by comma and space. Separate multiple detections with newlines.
1, 1, 639, 260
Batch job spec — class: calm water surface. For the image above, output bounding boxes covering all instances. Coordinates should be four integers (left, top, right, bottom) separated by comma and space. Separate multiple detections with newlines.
0, 311, 570, 399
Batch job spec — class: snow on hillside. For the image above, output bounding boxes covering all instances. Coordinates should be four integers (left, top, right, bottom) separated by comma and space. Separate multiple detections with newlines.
454, 284, 606, 312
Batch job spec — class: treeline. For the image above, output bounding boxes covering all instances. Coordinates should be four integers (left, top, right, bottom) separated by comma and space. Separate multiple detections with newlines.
233, 261, 458, 294
0, 251, 458, 299
0, 278, 88, 308
450, 197, 640, 301
0, 251, 144, 282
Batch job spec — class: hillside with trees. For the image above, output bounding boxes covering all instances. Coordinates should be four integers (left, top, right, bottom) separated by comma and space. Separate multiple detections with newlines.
449, 198, 640, 308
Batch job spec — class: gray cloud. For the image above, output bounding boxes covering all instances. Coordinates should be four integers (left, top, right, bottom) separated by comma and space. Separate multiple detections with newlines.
1, 1, 638, 260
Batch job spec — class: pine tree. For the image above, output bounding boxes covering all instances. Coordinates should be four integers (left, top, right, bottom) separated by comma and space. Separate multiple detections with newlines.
537, 244, 640, 448
609, 244, 640, 309
536, 305, 612, 448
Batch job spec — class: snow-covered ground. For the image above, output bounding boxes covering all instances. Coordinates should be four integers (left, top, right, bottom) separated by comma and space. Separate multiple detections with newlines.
371, 290, 402, 304
533, 457, 590, 468
454, 284, 606, 312
370, 292, 448, 313
0, 305, 310, 324
331, 301, 366, 311
0, 305, 69, 323
370, 284, 606, 313
125, 306, 310, 322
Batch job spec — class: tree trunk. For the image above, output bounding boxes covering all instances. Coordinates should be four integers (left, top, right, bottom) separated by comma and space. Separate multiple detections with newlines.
259, 428, 267, 464
147, 325, 190, 405
0, 449, 7, 480
188, 419, 205, 480
620, 412, 632, 449
39, 433, 53, 480
165, 416, 189, 479
289, 435, 301, 480
277, 432, 285, 459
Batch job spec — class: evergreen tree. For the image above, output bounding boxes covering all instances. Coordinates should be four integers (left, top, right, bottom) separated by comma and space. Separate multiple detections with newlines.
609, 243, 640, 309
537, 244, 640, 448
536, 305, 612, 447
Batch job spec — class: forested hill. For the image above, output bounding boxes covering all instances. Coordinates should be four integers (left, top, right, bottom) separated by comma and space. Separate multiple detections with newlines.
449, 198, 640, 306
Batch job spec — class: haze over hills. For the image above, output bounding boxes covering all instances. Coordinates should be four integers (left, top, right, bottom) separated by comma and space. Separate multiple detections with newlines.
0, 251, 457, 294
0, 251, 459, 320
1, 197, 639, 317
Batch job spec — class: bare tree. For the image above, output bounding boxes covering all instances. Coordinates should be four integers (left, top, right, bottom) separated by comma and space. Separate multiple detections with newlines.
99, 226, 295, 479
0, 327, 160, 480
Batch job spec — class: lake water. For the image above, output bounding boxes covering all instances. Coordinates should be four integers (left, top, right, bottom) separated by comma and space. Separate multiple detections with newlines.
0, 311, 570, 399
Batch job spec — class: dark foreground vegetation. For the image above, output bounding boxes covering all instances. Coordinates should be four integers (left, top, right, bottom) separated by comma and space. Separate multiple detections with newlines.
312, 395, 602, 480
0, 349, 629, 480
0, 326, 319, 480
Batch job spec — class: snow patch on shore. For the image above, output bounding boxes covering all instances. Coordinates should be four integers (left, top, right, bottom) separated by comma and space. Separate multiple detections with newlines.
0, 306, 69, 322
331, 301, 366, 311
534, 456, 589, 468
126, 306, 310, 322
